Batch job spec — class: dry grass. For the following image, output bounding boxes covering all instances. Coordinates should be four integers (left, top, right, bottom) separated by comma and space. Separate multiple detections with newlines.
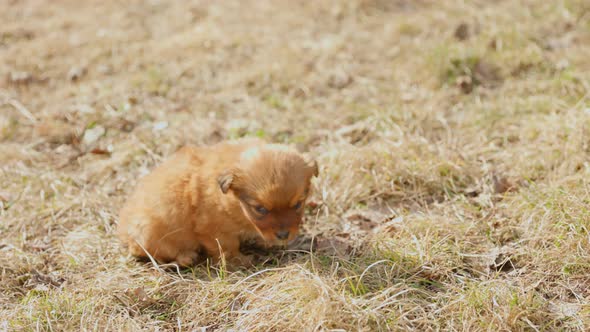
1, 0, 590, 330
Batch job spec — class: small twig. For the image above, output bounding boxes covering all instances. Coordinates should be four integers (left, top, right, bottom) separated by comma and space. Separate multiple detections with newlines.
133, 136, 163, 162
134, 240, 164, 273
232, 268, 283, 288
56, 151, 85, 169
4, 99, 38, 123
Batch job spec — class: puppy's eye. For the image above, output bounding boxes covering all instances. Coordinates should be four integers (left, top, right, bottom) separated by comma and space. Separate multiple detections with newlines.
293, 201, 303, 210
253, 205, 269, 215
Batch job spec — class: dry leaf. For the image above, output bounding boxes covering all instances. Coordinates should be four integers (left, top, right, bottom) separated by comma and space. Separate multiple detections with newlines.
90, 148, 111, 156
315, 236, 351, 256
82, 125, 105, 146
152, 121, 168, 132
67, 66, 87, 81
454, 23, 470, 40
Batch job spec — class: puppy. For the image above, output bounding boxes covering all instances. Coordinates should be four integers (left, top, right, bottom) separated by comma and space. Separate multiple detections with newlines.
117, 139, 318, 266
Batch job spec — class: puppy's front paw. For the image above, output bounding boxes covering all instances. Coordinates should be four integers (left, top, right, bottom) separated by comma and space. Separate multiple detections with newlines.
175, 251, 200, 267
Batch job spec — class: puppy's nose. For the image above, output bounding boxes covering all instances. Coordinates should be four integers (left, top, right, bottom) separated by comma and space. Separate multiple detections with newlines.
275, 230, 289, 240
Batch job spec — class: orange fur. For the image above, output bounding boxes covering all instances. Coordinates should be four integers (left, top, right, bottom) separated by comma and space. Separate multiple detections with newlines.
117, 139, 318, 266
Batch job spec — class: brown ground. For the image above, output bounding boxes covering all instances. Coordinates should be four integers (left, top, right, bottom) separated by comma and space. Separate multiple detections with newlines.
1, 0, 590, 330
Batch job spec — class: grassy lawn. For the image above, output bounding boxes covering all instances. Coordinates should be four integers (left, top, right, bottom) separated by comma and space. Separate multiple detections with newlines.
1, 0, 589, 330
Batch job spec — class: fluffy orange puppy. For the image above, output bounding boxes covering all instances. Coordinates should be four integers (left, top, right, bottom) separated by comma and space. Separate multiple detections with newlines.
117, 139, 318, 266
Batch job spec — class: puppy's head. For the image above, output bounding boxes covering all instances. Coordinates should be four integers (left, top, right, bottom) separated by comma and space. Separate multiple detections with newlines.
217, 144, 318, 245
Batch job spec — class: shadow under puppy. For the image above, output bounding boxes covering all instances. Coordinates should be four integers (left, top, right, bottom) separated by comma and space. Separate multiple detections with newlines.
118, 139, 318, 266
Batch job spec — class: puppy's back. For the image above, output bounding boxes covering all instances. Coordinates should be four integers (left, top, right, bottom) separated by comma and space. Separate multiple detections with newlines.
117, 146, 203, 243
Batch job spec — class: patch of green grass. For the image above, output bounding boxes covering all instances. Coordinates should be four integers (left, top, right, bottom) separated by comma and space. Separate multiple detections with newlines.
263, 94, 285, 109
397, 21, 422, 37
443, 55, 481, 85
0, 117, 20, 141
132, 66, 171, 96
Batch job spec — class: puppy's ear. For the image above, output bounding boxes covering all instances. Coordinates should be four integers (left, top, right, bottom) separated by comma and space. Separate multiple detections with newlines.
304, 155, 319, 177
217, 171, 234, 194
